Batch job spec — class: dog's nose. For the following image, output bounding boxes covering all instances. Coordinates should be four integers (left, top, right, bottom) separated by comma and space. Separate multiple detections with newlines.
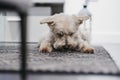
65, 38, 68, 44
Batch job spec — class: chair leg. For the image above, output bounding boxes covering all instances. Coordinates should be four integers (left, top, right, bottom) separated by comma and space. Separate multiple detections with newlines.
19, 13, 27, 80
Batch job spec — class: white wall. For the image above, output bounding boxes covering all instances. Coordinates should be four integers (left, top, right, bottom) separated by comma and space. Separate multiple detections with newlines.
65, 0, 120, 44
0, 13, 5, 42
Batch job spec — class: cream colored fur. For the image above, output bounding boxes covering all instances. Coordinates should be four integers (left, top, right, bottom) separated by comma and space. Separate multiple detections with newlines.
38, 13, 94, 53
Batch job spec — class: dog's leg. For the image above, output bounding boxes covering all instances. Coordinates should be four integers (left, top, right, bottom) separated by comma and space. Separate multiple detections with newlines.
77, 29, 94, 53
38, 35, 53, 53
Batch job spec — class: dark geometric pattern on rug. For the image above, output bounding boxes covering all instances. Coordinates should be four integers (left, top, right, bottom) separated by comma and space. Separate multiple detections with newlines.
0, 44, 119, 74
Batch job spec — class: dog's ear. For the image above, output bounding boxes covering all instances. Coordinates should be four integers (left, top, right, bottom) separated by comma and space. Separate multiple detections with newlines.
40, 17, 55, 26
78, 15, 89, 21
78, 15, 89, 24
72, 15, 89, 25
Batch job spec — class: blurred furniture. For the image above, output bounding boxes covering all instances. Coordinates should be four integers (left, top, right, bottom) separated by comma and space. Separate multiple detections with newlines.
32, 0, 65, 15
0, 0, 31, 80
2, 0, 64, 43
6, 0, 64, 16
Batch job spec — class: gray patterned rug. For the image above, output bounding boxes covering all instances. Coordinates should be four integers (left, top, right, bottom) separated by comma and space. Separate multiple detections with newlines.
0, 43, 119, 74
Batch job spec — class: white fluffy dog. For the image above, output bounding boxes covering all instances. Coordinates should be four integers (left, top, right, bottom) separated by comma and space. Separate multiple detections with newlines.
38, 13, 94, 53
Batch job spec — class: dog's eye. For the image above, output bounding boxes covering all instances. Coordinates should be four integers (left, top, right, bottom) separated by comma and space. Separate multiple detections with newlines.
57, 33, 64, 37
69, 32, 74, 36
57, 32, 64, 37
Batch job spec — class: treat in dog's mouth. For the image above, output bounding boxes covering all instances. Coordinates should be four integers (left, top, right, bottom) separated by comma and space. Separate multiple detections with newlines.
53, 45, 81, 52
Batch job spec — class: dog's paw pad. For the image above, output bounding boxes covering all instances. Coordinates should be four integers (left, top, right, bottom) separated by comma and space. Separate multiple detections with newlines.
39, 47, 52, 53
82, 47, 94, 54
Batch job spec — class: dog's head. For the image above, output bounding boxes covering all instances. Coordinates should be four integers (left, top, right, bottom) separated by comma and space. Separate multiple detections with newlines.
40, 13, 89, 49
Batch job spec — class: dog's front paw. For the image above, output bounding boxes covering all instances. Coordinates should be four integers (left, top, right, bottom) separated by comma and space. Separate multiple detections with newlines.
39, 46, 52, 53
82, 47, 94, 53
38, 43, 52, 53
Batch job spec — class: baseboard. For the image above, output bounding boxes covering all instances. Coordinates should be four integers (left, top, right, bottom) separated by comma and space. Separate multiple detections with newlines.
91, 32, 120, 44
